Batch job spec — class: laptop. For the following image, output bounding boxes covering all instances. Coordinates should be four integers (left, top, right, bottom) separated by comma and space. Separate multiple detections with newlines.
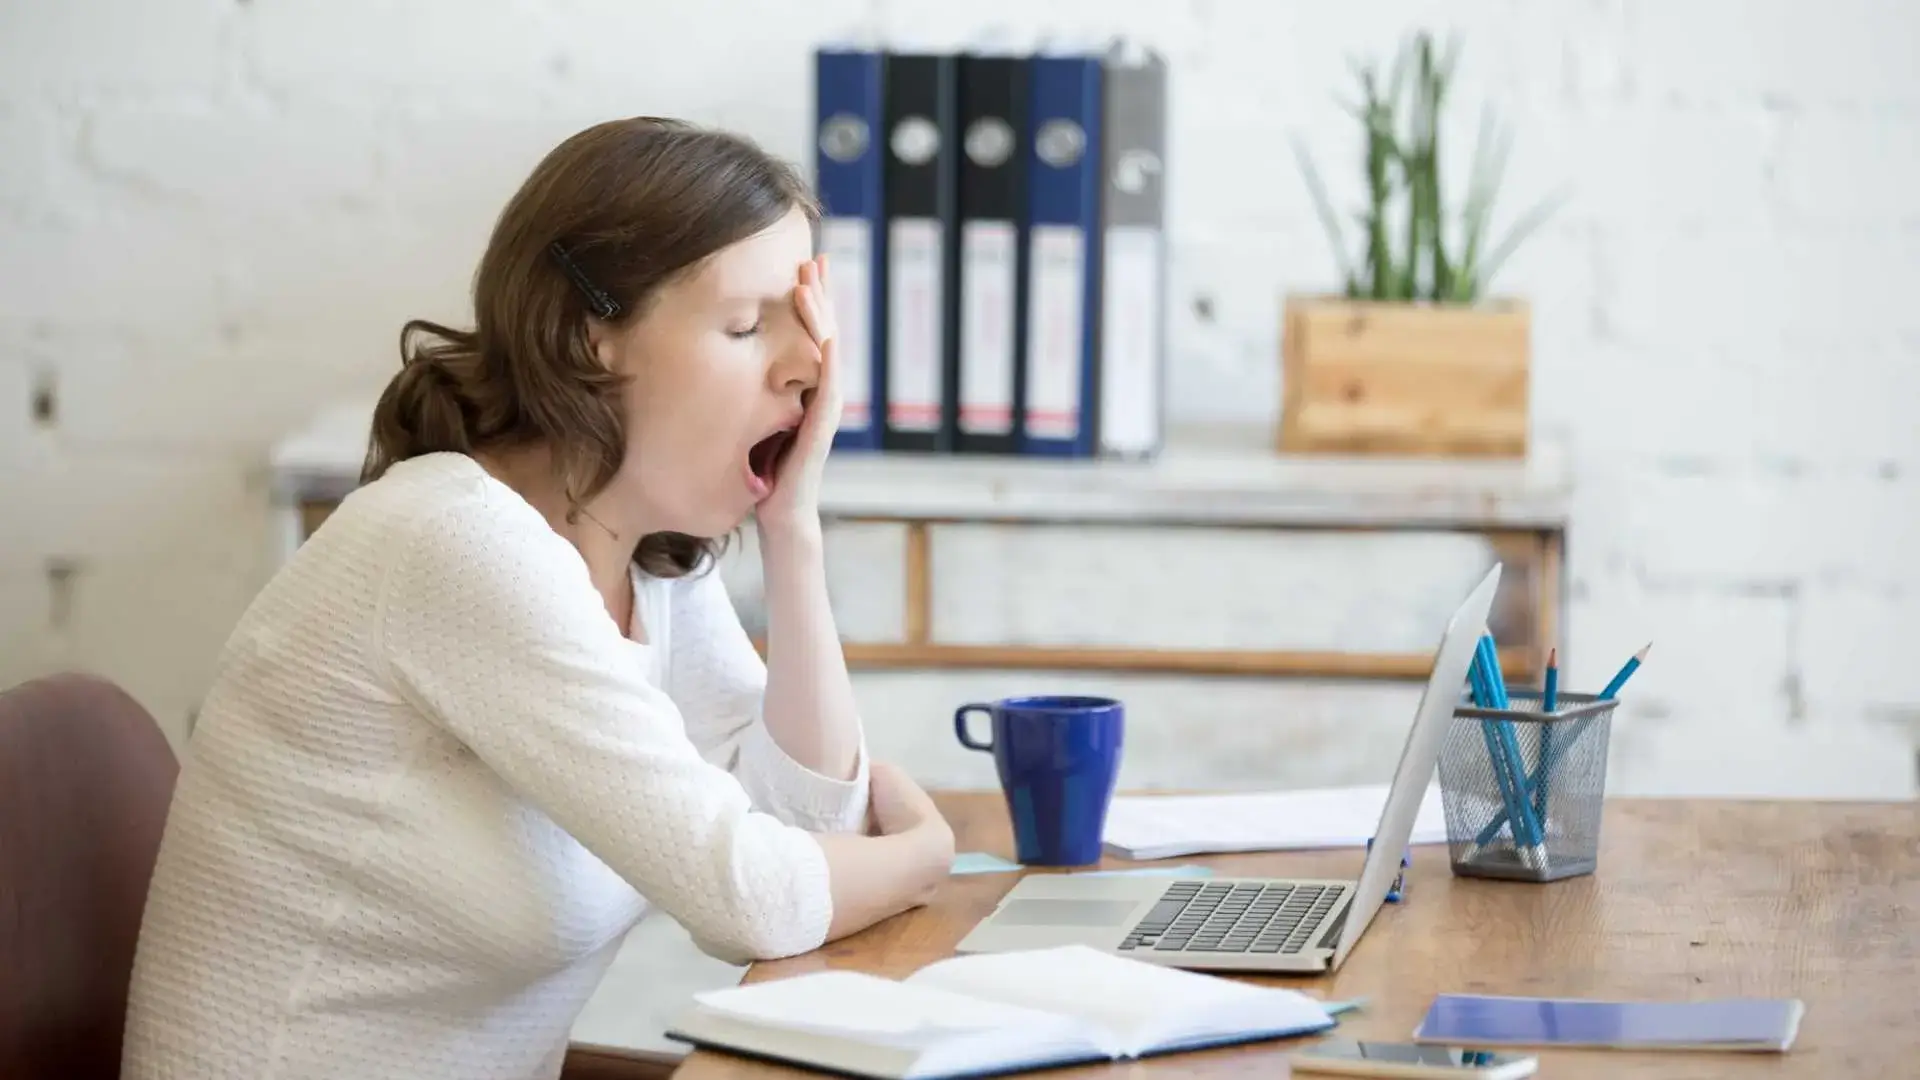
951, 563, 1502, 974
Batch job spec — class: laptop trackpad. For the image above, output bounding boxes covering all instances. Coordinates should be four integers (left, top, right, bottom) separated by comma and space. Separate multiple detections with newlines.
994, 899, 1139, 927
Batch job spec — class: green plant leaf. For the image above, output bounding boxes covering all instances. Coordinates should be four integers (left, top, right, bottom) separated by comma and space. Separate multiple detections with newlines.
1298, 25, 1569, 306
1290, 134, 1357, 293
1475, 184, 1574, 295
1453, 104, 1514, 302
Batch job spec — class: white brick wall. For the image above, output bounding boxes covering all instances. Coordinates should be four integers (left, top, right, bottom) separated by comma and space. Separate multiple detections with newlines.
1, 0, 1915, 797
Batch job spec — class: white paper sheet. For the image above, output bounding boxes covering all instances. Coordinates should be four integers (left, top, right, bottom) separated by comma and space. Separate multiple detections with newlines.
1101, 783, 1447, 860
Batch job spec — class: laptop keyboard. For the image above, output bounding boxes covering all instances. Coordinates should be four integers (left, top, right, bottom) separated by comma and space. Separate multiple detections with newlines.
1118, 880, 1348, 955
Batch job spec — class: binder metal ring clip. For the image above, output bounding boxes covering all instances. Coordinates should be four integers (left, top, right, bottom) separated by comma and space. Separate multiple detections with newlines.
1366, 836, 1412, 903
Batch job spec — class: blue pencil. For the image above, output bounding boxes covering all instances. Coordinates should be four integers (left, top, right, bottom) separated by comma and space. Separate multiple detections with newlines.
1542, 648, 1560, 710
1468, 637, 1542, 860
1534, 648, 1559, 819
1469, 653, 1527, 847
1599, 644, 1649, 700
1475, 635, 1544, 856
1481, 643, 1653, 849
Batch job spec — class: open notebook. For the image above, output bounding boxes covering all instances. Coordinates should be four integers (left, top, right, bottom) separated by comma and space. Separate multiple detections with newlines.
664, 944, 1339, 1079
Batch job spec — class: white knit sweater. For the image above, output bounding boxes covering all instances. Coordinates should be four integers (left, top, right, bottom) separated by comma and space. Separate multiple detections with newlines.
121, 452, 870, 1080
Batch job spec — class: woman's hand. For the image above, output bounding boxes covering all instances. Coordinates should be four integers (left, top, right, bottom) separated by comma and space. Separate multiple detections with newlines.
867, 762, 954, 843
752, 253, 864, 784
818, 761, 955, 935
757, 255, 840, 541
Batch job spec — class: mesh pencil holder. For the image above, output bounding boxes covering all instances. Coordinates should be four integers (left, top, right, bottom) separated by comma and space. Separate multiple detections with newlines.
1437, 690, 1617, 883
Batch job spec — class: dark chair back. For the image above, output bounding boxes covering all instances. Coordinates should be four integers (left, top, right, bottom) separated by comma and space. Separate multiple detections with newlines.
0, 673, 178, 1080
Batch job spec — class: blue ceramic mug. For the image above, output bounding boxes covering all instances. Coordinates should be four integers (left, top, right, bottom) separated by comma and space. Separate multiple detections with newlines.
954, 695, 1125, 866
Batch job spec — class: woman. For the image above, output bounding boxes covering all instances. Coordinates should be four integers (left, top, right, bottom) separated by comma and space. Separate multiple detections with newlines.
121, 117, 956, 1080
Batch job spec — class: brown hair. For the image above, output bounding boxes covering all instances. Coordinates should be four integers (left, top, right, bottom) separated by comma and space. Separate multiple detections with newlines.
362, 116, 819, 577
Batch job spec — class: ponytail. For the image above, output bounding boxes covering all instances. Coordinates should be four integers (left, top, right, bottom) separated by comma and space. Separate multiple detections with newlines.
358, 317, 723, 578
361, 319, 496, 485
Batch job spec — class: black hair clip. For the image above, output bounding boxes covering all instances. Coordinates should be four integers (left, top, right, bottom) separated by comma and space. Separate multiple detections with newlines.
548, 241, 622, 320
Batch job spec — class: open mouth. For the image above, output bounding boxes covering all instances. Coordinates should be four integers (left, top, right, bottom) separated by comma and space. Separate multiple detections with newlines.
747, 427, 797, 486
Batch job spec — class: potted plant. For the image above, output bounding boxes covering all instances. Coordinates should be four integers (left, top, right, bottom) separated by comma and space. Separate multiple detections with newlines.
1280, 30, 1566, 459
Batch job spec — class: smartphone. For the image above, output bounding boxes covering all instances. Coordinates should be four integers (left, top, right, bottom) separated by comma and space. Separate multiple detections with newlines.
1289, 1039, 1538, 1079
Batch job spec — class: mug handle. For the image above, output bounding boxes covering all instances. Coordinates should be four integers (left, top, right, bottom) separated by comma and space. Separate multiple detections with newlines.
953, 704, 994, 752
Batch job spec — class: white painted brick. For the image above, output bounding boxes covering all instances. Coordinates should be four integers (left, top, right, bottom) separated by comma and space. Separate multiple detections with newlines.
0, 212, 225, 334
374, 105, 629, 263
551, 0, 866, 129
1613, 469, 1804, 584
1775, 109, 1920, 225
1546, 105, 1780, 229
0, 0, 232, 97
64, 559, 264, 749
1587, 341, 1920, 468
0, 356, 51, 474
1603, 226, 1920, 353
239, 0, 557, 104
1192, 0, 1458, 126
1610, 710, 1914, 800
0, 103, 76, 224
22, 326, 374, 455
0, 572, 70, 693
869, 0, 1204, 61
1798, 583, 1920, 711
79, 100, 384, 221
2, 450, 270, 572
1626, 0, 1920, 106
1613, 467, 1915, 588
1474, 0, 1632, 106
1163, 236, 1287, 424
1565, 579, 1793, 720
1494, 221, 1601, 367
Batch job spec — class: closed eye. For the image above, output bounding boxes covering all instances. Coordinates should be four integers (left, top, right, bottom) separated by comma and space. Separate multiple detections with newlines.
726, 320, 763, 340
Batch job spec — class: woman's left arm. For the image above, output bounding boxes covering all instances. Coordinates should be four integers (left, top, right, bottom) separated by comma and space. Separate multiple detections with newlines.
667, 560, 869, 834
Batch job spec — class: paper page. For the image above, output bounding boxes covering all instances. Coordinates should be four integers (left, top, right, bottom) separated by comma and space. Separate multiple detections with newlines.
958, 219, 1017, 435
1097, 225, 1162, 454
886, 217, 943, 433
692, 970, 1075, 1044
907, 945, 1331, 1055
818, 218, 872, 430
1102, 783, 1446, 859
1024, 224, 1086, 440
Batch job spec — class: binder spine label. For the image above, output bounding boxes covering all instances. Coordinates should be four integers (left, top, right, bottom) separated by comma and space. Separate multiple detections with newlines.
1098, 224, 1161, 454
959, 219, 1017, 435
886, 217, 945, 433
819, 218, 874, 428
1025, 223, 1086, 440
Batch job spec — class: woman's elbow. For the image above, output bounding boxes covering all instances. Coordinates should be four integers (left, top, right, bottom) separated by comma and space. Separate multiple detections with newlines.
688, 907, 824, 965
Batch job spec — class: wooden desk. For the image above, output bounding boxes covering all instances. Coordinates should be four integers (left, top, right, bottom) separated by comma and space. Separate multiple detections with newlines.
675, 792, 1918, 1079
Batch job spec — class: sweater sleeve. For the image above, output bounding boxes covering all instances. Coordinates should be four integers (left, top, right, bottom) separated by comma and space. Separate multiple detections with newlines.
376, 495, 834, 965
665, 567, 870, 835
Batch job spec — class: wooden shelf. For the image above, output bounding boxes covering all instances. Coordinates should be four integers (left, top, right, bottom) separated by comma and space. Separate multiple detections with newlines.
272, 403, 1570, 684
748, 641, 1540, 681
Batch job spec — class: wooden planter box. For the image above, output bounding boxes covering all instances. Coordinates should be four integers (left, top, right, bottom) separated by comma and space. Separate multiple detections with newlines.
1279, 295, 1531, 458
